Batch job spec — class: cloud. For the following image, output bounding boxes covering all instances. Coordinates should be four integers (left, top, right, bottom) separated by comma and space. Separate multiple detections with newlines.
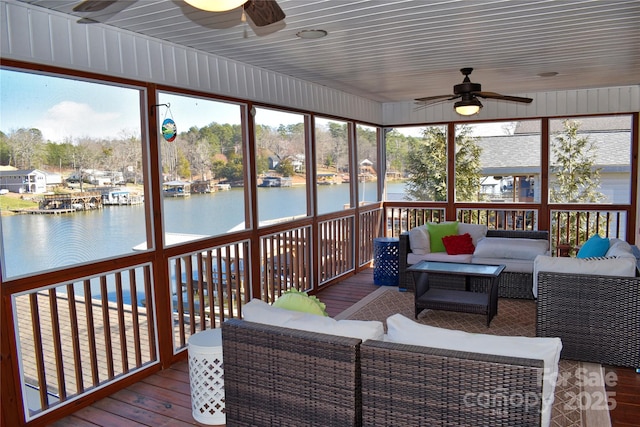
36, 101, 129, 142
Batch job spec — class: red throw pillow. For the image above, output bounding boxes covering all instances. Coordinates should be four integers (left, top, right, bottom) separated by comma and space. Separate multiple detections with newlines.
442, 233, 475, 255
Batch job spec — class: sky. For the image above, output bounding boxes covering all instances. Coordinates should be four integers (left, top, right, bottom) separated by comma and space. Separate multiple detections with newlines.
1, 68, 511, 143
1, 69, 141, 142
1, 69, 302, 144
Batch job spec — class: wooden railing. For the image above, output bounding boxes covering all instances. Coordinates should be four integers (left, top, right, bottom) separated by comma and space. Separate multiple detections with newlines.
168, 241, 250, 351
318, 214, 355, 284
12, 264, 156, 419
358, 206, 384, 266
457, 208, 539, 231
384, 206, 539, 236
385, 206, 446, 236
260, 225, 312, 300
550, 209, 628, 256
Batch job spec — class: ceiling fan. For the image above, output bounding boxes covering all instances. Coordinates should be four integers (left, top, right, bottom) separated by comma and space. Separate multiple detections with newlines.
415, 68, 533, 116
72, 0, 286, 28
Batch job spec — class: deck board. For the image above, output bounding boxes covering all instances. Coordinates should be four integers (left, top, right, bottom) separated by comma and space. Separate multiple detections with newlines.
51, 269, 635, 426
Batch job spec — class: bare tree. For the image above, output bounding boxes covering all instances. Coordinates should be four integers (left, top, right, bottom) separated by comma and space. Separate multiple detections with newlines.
9, 128, 43, 169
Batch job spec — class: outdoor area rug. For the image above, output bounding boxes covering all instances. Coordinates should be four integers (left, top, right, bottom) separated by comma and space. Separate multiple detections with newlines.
335, 287, 611, 427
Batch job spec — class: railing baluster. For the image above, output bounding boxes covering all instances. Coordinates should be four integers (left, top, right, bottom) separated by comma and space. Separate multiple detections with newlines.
204, 249, 215, 328
66, 284, 84, 393
47, 289, 66, 401
175, 259, 186, 347
185, 256, 196, 335
83, 279, 99, 386
229, 243, 240, 310
143, 265, 157, 362
128, 270, 142, 367
215, 247, 225, 313
99, 276, 114, 379
196, 252, 206, 329
114, 272, 128, 373
29, 293, 49, 409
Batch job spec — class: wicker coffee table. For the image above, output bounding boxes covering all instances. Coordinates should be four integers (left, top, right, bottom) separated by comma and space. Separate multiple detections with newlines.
408, 260, 505, 326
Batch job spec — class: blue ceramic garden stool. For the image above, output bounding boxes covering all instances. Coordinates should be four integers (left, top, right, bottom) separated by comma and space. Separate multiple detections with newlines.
373, 237, 400, 286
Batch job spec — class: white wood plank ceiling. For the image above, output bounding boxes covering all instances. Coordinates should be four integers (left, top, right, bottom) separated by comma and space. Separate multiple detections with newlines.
16, 0, 640, 104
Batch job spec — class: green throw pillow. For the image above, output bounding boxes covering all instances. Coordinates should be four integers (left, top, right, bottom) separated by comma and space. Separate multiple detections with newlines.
272, 288, 328, 316
426, 221, 459, 253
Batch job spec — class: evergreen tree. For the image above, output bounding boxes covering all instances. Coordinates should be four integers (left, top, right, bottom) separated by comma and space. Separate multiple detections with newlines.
176, 149, 191, 179
404, 125, 482, 201
549, 119, 605, 251
276, 158, 295, 177
549, 119, 604, 203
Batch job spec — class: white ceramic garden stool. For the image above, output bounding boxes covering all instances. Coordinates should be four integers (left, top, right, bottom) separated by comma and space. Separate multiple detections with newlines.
188, 328, 225, 425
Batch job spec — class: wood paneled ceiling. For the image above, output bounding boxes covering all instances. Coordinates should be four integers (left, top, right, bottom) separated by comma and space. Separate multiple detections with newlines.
19, 0, 640, 103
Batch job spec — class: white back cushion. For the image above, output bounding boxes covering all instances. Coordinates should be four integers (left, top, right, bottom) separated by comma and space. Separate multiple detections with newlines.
606, 239, 635, 259
242, 298, 384, 341
457, 223, 488, 246
408, 226, 430, 254
474, 237, 549, 260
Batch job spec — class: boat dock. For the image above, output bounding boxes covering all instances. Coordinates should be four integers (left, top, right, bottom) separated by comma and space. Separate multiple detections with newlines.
39, 192, 103, 211
11, 208, 76, 215
102, 189, 144, 205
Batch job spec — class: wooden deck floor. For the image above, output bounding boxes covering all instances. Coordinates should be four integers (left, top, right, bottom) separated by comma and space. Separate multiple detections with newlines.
51, 269, 639, 427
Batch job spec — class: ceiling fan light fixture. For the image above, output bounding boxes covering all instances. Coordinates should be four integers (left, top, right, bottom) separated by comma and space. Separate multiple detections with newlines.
454, 97, 483, 116
184, 0, 246, 12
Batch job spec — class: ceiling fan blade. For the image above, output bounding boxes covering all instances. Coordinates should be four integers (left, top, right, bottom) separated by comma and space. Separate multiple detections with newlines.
73, 0, 118, 13
243, 0, 286, 27
414, 94, 457, 103
475, 91, 533, 103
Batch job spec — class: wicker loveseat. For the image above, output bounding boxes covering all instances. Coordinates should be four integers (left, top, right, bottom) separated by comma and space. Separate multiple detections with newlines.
361, 340, 546, 426
400, 228, 550, 298
536, 254, 640, 368
222, 318, 550, 427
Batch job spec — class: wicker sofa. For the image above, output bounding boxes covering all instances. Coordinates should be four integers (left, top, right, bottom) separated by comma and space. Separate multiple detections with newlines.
222, 318, 549, 427
535, 245, 640, 367
400, 228, 550, 298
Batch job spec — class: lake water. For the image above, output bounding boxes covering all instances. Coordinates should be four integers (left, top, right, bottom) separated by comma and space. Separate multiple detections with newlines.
1, 182, 406, 303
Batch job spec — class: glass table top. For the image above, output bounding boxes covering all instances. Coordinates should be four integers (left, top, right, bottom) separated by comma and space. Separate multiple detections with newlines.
407, 260, 505, 277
